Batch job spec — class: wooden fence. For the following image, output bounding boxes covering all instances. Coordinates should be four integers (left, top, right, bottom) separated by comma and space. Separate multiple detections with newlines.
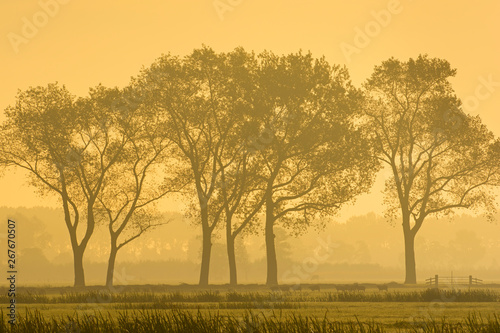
425, 275, 482, 288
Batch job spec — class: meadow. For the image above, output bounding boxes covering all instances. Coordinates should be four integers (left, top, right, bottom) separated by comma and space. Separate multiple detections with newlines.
0, 284, 499, 332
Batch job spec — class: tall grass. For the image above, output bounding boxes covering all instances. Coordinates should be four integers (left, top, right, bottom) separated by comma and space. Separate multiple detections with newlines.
328, 288, 500, 302
0, 309, 384, 333
0, 309, 499, 332
0, 289, 497, 305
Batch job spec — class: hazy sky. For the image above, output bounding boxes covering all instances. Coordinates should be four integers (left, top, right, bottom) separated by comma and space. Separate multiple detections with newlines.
1, 0, 499, 218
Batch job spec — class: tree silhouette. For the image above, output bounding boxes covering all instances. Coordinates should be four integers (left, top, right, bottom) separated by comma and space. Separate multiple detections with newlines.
137, 47, 258, 286
254, 51, 378, 285
0, 84, 130, 287
213, 144, 267, 285
90, 86, 182, 287
5, 50, 497, 289
364, 55, 500, 284
209, 49, 267, 286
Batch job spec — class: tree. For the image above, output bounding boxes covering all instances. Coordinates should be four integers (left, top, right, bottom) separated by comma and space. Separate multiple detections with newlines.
364, 55, 500, 284
92, 87, 181, 287
0, 84, 130, 287
0, 84, 83, 286
137, 47, 257, 286
254, 51, 378, 285
217, 149, 267, 285
208, 49, 267, 286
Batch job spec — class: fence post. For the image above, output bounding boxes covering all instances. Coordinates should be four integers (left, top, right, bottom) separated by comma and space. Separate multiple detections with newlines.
435, 274, 439, 289
469, 275, 473, 288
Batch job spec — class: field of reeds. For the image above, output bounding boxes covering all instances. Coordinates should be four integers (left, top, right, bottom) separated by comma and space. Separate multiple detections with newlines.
0, 285, 499, 332
0, 309, 499, 333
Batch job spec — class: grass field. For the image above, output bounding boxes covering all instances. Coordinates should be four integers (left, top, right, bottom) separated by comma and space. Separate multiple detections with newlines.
0, 284, 499, 332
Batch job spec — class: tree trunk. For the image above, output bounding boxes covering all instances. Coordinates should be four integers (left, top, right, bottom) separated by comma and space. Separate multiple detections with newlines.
62, 192, 86, 288
73, 247, 85, 287
106, 245, 118, 288
404, 228, 417, 284
199, 226, 212, 286
265, 197, 278, 286
227, 228, 237, 286
198, 201, 212, 286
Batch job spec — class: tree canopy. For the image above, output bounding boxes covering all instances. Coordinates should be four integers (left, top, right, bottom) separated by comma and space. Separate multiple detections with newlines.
364, 55, 500, 283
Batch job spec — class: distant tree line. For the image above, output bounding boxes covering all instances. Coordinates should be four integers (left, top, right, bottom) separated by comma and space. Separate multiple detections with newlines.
1, 47, 499, 287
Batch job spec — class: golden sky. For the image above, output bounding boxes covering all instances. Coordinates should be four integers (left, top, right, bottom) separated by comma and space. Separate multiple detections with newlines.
1, 0, 499, 217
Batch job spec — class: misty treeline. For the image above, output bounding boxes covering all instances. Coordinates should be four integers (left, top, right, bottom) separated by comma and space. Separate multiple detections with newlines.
6, 208, 500, 286
1, 47, 499, 288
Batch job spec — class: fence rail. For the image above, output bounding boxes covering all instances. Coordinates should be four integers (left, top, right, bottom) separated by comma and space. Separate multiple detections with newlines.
425, 275, 482, 288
